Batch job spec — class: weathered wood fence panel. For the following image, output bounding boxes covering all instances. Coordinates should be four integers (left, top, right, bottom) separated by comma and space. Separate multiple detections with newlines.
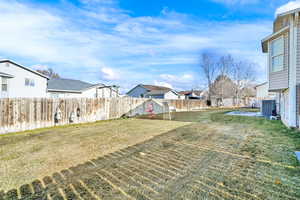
0, 98, 206, 134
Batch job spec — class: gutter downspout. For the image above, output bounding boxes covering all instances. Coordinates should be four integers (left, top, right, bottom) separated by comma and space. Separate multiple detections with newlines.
296, 12, 299, 128
288, 13, 298, 127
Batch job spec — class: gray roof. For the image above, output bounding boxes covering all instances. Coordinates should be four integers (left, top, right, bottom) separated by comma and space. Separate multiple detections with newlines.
146, 90, 171, 95
48, 78, 103, 92
0, 72, 14, 78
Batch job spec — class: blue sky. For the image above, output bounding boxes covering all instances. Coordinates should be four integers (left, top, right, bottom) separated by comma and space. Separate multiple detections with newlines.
0, 0, 296, 92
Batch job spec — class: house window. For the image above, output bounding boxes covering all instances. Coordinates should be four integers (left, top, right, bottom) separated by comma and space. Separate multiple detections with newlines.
2, 78, 8, 92
25, 78, 35, 87
30, 79, 35, 86
25, 78, 30, 86
271, 37, 284, 72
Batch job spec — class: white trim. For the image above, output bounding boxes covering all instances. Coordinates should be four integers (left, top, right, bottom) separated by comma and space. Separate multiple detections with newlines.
270, 36, 284, 72
262, 26, 289, 43
47, 89, 82, 93
262, 26, 289, 53
288, 15, 297, 127
277, 8, 300, 18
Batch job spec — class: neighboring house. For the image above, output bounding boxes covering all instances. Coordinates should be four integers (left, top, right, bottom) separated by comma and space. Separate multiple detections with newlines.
0, 60, 49, 98
47, 78, 119, 98
126, 84, 179, 99
255, 82, 276, 107
178, 90, 205, 100
262, 8, 300, 127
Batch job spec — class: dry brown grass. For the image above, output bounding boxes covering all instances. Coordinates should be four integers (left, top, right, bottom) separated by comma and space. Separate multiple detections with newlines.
0, 118, 189, 191
1, 110, 299, 200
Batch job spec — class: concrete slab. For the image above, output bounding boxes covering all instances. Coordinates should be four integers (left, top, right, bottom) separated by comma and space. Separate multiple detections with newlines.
226, 111, 263, 117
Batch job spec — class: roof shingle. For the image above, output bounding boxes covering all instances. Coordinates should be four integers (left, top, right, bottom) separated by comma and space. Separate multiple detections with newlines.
141, 84, 171, 91
48, 78, 103, 92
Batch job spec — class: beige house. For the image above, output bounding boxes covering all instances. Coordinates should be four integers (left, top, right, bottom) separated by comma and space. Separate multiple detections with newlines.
262, 8, 300, 127
254, 82, 276, 107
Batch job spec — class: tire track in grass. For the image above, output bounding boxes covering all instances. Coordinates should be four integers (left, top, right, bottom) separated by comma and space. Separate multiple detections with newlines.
144, 152, 187, 170
130, 157, 179, 178
209, 156, 300, 194
81, 174, 126, 200
208, 164, 300, 200
137, 153, 186, 174
97, 169, 153, 200
117, 166, 164, 192
125, 159, 174, 182
121, 163, 168, 187
175, 141, 297, 169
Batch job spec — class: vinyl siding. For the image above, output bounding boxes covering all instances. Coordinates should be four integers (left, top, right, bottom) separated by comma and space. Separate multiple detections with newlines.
164, 91, 179, 99
127, 86, 148, 98
269, 32, 289, 91
0, 62, 48, 98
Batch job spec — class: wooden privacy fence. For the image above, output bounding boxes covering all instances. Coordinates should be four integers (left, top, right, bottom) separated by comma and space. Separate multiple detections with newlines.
0, 98, 206, 134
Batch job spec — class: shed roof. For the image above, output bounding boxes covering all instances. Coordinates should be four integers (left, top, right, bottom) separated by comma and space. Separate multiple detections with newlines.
48, 78, 104, 92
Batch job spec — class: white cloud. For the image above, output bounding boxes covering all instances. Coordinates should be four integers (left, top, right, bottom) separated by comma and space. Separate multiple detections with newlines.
160, 74, 194, 83
211, 0, 259, 5
275, 1, 300, 16
153, 81, 173, 89
31, 65, 49, 71
100, 67, 120, 80
0, 0, 271, 90
155, 73, 198, 91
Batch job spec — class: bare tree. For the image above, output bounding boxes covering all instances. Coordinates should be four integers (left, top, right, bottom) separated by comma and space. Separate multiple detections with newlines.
230, 61, 256, 105
37, 68, 60, 79
218, 55, 233, 76
215, 54, 234, 104
200, 52, 217, 101
211, 74, 236, 106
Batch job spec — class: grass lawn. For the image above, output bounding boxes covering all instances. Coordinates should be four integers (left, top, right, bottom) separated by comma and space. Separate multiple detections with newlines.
0, 119, 190, 192
0, 109, 300, 199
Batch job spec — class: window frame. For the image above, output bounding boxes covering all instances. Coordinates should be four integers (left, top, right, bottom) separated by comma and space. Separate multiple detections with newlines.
25, 78, 30, 86
270, 36, 284, 73
25, 78, 35, 87
30, 79, 35, 87
1, 77, 8, 92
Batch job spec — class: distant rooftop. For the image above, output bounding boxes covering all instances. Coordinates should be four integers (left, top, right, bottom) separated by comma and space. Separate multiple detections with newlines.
179, 90, 203, 96
141, 84, 172, 91
146, 90, 171, 95
48, 78, 104, 92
